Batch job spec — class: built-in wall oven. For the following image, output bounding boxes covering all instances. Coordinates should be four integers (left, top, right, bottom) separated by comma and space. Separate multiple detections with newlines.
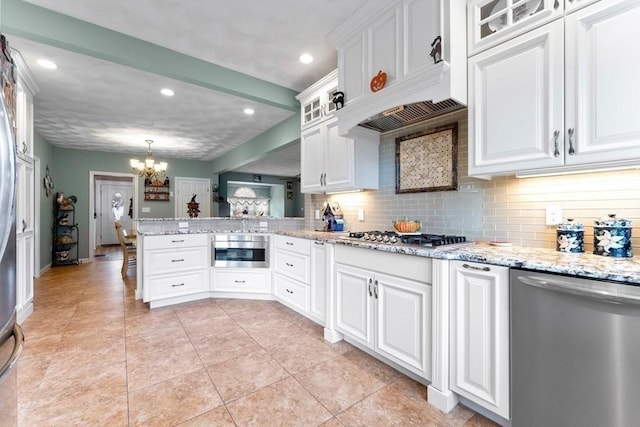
212, 234, 269, 268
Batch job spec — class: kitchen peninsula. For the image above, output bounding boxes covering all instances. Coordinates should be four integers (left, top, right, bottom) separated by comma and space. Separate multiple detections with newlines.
135, 217, 640, 425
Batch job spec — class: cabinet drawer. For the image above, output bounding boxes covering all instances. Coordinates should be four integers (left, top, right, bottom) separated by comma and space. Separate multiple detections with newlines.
273, 235, 311, 255
274, 249, 310, 284
144, 246, 208, 275
212, 269, 271, 294
148, 269, 208, 300
274, 275, 310, 314
144, 233, 208, 250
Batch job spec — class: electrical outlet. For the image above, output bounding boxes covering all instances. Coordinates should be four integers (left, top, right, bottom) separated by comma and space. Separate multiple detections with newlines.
141, 207, 150, 213
546, 206, 562, 225
314, 209, 320, 220
358, 209, 365, 221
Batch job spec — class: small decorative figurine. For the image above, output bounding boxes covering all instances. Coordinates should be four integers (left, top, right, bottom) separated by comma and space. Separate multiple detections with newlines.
370, 71, 387, 92
429, 36, 442, 64
332, 91, 345, 110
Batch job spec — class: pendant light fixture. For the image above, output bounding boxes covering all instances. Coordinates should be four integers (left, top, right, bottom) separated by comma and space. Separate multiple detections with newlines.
129, 139, 168, 180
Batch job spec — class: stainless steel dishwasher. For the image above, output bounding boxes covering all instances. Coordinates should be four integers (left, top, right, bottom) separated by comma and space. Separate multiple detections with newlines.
511, 270, 640, 427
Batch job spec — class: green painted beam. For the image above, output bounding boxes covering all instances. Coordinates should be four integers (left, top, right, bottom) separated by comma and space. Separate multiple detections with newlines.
211, 113, 301, 174
1, 0, 298, 111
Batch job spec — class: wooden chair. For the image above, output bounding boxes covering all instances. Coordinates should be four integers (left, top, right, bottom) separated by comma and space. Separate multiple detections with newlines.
115, 221, 136, 278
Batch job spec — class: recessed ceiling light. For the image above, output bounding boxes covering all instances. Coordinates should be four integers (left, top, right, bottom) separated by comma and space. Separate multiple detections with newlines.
243, 108, 255, 115
299, 53, 314, 64
160, 88, 174, 96
37, 59, 57, 70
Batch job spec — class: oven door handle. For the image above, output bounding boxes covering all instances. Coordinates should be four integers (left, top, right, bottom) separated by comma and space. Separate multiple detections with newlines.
517, 275, 640, 305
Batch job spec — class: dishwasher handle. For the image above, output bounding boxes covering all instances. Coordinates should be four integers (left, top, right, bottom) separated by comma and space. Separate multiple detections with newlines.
517, 275, 640, 305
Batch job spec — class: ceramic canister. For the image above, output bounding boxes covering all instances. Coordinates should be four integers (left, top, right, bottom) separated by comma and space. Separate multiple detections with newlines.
556, 219, 584, 253
593, 214, 632, 257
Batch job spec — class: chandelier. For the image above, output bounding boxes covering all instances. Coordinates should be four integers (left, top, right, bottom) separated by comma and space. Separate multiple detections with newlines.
130, 139, 168, 180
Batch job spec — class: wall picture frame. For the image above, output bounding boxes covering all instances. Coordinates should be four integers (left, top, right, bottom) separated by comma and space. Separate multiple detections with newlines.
395, 123, 458, 194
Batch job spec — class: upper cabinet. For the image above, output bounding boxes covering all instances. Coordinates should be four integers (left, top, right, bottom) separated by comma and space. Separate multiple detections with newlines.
13, 51, 39, 157
297, 72, 380, 194
326, 0, 467, 136
468, 0, 640, 177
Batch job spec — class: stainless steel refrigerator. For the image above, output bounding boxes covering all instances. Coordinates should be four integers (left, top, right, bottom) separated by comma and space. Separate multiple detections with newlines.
0, 75, 24, 425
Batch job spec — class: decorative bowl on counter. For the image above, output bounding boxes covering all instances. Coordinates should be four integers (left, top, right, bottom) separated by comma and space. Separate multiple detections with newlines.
593, 214, 632, 258
393, 218, 421, 233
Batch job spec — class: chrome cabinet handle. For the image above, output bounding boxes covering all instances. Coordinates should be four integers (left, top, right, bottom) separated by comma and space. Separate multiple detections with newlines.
368, 278, 373, 297
286, 288, 294, 294
314, 241, 324, 246
285, 262, 294, 267
374, 280, 378, 299
234, 280, 246, 283
553, 130, 560, 157
285, 242, 294, 246
171, 259, 184, 263
319, 174, 323, 186
171, 283, 185, 287
22, 220, 27, 232
463, 263, 491, 272
171, 239, 185, 243
22, 141, 27, 153
568, 128, 575, 155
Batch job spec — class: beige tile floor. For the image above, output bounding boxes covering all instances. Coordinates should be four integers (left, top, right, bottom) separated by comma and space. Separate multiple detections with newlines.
17, 258, 498, 426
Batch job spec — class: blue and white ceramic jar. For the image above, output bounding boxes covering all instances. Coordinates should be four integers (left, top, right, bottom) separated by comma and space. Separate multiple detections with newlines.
593, 214, 632, 258
556, 219, 584, 253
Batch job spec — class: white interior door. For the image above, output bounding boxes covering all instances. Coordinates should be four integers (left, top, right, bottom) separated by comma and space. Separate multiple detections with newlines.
174, 177, 210, 218
97, 180, 134, 245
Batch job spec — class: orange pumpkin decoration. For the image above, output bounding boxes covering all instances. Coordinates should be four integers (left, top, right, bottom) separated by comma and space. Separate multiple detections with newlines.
370, 70, 387, 92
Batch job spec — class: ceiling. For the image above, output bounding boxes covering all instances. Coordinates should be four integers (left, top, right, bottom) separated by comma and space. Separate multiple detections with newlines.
7, 0, 370, 177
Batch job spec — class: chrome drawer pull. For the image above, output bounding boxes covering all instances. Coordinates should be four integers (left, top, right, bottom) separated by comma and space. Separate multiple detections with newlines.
171, 283, 185, 287
286, 288, 294, 294
285, 262, 294, 267
234, 280, 246, 284
171, 259, 184, 263
171, 239, 185, 243
314, 241, 324, 246
286, 242, 294, 246
462, 263, 490, 272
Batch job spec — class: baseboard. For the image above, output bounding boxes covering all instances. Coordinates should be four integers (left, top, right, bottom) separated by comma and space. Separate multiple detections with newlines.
39, 263, 52, 276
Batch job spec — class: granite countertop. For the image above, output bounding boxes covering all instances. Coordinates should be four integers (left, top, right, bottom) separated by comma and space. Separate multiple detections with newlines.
275, 230, 640, 284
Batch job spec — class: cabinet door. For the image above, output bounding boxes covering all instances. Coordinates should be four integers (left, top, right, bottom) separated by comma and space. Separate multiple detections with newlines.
324, 118, 355, 190
16, 156, 35, 236
369, 6, 400, 85
404, 0, 441, 76
300, 125, 325, 193
335, 263, 373, 348
309, 241, 327, 323
16, 234, 34, 322
450, 261, 510, 419
374, 273, 431, 378
468, 19, 564, 176
565, 0, 640, 165
468, 0, 562, 56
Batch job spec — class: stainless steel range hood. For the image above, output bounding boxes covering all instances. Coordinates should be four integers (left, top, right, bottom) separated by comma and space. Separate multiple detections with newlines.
358, 100, 466, 133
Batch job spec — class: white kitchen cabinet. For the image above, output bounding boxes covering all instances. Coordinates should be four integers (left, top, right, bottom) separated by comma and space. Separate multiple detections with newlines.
469, 0, 640, 177
449, 260, 510, 419
467, 0, 563, 56
327, 0, 467, 135
142, 233, 210, 308
298, 70, 339, 130
335, 246, 432, 379
300, 117, 379, 193
272, 235, 330, 324
298, 71, 380, 194
468, 19, 564, 176
15, 154, 34, 323
565, 0, 600, 14
212, 269, 271, 295
13, 51, 38, 157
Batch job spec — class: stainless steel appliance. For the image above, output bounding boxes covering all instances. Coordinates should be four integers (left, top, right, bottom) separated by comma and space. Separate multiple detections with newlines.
511, 270, 640, 426
342, 231, 466, 247
212, 234, 269, 268
0, 43, 23, 424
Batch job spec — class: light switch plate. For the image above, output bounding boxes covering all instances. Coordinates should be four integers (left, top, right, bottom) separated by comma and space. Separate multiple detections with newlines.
358, 209, 365, 221
178, 222, 189, 229
141, 207, 150, 213
314, 209, 320, 220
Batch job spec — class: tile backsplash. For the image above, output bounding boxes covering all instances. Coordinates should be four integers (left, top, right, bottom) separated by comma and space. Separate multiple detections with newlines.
306, 110, 640, 252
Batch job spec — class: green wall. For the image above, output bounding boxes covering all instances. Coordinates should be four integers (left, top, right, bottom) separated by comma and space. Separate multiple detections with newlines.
52, 146, 212, 259
33, 131, 55, 271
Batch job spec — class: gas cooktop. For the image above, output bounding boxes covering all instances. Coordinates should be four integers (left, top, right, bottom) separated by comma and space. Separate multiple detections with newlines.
343, 231, 467, 247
